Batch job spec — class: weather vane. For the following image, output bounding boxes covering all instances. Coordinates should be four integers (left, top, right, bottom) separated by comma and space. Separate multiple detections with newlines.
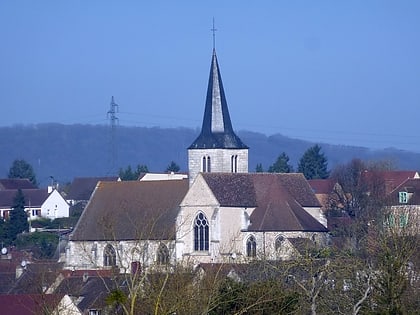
211, 17, 217, 50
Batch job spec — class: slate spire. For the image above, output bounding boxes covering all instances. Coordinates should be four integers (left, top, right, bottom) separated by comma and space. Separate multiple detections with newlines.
189, 49, 248, 149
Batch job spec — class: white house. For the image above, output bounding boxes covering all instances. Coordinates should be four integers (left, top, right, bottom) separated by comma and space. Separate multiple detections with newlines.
41, 188, 70, 220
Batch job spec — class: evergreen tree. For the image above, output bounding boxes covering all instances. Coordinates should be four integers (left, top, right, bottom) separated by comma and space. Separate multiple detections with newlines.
8, 159, 38, 187
268, 152, 294, 173
7, 189, 29, 243
255, 163, 264, 172
119, 164, 149, 181
297, 144, 329, 179
165, 161, 180, 173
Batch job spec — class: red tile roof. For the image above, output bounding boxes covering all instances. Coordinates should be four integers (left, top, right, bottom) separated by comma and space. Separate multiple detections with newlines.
308, 179, 337, 194
0, 294, 65, 315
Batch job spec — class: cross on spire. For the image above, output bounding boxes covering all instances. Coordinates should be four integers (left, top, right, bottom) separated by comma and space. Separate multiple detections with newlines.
211, 17, 217, 50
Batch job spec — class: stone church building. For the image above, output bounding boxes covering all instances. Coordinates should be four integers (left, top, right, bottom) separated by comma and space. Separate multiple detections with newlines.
65, 48, 328, 272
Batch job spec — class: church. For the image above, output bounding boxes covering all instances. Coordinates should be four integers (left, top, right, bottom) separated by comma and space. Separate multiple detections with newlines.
64, 47, 328, 271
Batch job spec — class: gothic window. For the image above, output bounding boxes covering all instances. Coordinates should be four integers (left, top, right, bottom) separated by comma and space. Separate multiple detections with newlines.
246, 235, 257, 257
157, 243, 170, 265
231, 155, 238, 173
275, 236, 285, 251
194, 213, 209, 251
103, 244, 116, 267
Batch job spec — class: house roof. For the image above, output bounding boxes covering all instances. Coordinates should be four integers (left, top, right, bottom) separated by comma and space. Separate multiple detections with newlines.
388, 178, 420, 205
362, 170, 419, 194
70, 179, 189, 241
0, 178, 36, 190
0, 189, 49, 208
8, 262, 64, 294
201, 173, 326, 232
54, 271, 117, 312
308, 179, 337, 194
66, 176, 119, 201
0, 294, 65, 315
189, 49, 247, 150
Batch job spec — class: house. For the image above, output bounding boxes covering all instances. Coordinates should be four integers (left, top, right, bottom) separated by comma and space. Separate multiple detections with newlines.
0, 188, 69, 221
383, 177, 420, 233
308, 178, 341, 211
362, 170, 419, 195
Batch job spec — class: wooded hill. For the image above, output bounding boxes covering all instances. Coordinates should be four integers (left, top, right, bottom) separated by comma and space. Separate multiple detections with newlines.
1, 123, 420, 187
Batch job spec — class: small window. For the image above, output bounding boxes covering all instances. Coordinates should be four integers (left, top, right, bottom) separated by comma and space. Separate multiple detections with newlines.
231, 155, 238, 173
89, 310, 101, 315
399, 213, 408, 227
246, 236, 257, 257
275, 236, 284, 251
157, 243, 170, 265
399, 192, 408, 204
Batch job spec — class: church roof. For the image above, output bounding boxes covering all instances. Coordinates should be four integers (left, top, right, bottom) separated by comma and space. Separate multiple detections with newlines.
189, 49, 248, 149
201, 173, 326, 232
70, 179, 189, 241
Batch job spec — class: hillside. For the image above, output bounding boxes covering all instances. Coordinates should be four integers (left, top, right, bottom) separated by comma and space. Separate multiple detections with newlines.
1, 123, 419, 187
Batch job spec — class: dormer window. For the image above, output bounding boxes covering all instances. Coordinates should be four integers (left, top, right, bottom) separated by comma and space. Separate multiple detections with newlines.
399, 192, 408, 204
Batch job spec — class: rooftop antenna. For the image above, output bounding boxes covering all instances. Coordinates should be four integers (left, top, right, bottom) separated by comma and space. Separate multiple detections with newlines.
107, 96, 119, 174
211, 17, 217, 50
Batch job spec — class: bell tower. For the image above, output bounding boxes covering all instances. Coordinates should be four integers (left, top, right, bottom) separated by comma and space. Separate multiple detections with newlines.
188, 47, 248, 185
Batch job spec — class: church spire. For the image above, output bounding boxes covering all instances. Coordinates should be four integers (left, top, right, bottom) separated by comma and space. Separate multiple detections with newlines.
189, 49, 248, 149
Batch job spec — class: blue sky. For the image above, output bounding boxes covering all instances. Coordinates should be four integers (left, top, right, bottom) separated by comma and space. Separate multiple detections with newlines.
1, 1, 420, 152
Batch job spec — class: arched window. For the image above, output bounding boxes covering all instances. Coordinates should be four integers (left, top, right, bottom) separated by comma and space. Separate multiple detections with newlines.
194, 213, 209, 251
231, 155, 238, 173
275, 236, 285, 251
157, 243, 170, 265
207, 156, 211, 172
104, 244, 116, 267
202, 156, 211, 172
246, 236, 257, 257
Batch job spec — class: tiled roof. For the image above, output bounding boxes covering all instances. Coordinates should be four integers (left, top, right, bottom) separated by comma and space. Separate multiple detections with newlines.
66, 176, 119, 201
0, 178, 36, 190
362, 170, 418, 194
70, 179, 189, 241
0, 294, 65, 315
0, 189, 49, 208
202, 173, 320, 208
55, 272, 117, 312
308, 179, 337, 194
202, 173, 326, 232
189, 49, 247, 150
388, 178, 420, 205
8, 262, 64, 294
